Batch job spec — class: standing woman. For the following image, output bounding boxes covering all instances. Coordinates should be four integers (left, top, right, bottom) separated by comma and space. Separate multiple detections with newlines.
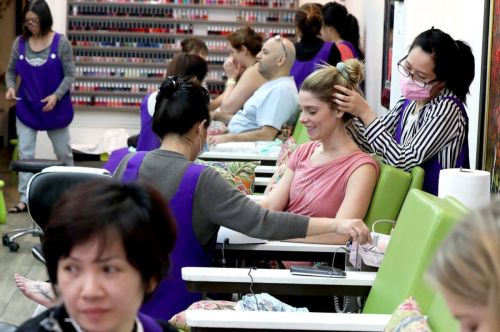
290, 3, 341, 89
334, 28, 474, 194
5, 0, 75, 213
321, 2, 363, 61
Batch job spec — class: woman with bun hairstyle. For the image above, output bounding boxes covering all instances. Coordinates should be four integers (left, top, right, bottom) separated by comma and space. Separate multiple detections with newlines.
334, 28, 474, 195
113, 76, 371, 320
261, 59, 379, 244
321, 2, 363, 61
290, 3, 341, 89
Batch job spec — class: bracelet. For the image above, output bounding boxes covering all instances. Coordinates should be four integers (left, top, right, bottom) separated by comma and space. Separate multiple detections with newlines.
225, 78, 236, 87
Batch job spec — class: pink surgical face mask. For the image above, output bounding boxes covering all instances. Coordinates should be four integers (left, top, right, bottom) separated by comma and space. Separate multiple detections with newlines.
399, 75, 434, 101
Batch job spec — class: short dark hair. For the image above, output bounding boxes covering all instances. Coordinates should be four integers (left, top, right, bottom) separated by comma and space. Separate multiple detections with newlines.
153, 77, 211, 138
22, 0, 53, 39
322, 2, 363, 59
294, 3, 323, 39
226, 25, 263, 56
167, 52, 208, 83
181, 37, 208, 56
409, 28, 475, 103
43, 180, 176, 300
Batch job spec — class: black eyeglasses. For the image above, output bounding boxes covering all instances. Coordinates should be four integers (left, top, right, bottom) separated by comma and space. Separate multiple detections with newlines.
274, 35, 288, 58
397, 59, 436, 88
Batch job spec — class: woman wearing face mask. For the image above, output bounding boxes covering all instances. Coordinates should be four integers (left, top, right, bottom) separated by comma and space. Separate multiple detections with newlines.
333, 28, 474, 194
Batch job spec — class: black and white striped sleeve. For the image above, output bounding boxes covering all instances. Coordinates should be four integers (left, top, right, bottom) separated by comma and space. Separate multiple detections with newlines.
361, 97, 466, 171
347, 99, 405, 154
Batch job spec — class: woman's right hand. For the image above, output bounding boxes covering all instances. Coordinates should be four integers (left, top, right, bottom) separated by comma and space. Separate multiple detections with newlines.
223, 56, 240, 80
5, 88, 16, 101
334, 218, 371, 244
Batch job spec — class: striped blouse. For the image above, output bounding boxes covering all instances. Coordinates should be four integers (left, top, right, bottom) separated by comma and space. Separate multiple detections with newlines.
348, 89, 468, 172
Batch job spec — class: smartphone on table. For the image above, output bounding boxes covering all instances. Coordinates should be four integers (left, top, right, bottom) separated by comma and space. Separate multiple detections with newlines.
290, 265, 347, 278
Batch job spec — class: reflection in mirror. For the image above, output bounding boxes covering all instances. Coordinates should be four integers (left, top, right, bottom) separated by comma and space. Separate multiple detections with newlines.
380, 0, 395, 109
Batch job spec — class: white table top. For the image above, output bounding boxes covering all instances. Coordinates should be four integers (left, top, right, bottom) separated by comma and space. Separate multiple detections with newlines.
200, 151, 279, 161
186, 310, 390, 331
255, 165, 278, 174
182, 267, 376, 286
217, 240, 345, 253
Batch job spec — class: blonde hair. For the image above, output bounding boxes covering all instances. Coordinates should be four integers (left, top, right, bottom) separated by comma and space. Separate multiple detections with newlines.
428, 200, 500, 331
300, 59, 364, 121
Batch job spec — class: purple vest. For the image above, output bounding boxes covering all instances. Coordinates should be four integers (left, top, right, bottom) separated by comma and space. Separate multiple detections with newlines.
394, 97, 470, 195
137, 93, 161, 151
290, 42, 334, 89
121, 152, 212, 321
138, 313, 163, 332
15, 33, 73, 130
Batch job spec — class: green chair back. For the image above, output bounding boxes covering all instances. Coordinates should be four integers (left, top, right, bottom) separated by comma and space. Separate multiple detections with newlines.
427, 293, 459, 332
362, 189, 466, 314
364, 157, 425, 234
291, 121, 310, 145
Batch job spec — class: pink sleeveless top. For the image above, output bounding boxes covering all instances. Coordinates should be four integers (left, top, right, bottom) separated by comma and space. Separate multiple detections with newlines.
286, 141, 379, 217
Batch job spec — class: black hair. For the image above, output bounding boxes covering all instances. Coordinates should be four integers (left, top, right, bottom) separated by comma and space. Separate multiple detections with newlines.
22, 0, 53, 39
322, 2, 363, 59
181, 37, 208, 56
167, 52, 208, 83
409, 28, 475, 103
43, 180, 176, 300
294, 3, 323, 40
153, 77, 211, 139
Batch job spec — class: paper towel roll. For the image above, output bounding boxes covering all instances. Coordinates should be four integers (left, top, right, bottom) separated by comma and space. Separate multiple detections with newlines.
438, 168, 491, 209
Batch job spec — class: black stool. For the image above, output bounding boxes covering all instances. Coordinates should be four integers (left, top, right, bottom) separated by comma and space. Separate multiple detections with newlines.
2, 159, 65, 252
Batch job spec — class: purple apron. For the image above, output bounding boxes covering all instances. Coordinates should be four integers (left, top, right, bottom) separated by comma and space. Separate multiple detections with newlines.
338, 41, 359, 59
394, 97, 470, 195
290, 42, 334, 89
138, 313, 163, 332
15, 33, 73, 130
121, 152, 213, 321
104, 93, 160, 174
137, 93, 161, 151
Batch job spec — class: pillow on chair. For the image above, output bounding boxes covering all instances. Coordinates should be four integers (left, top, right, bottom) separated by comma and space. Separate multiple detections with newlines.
385, 297, 431, 332
195, 160, 259, 195
169, 300, 236, 331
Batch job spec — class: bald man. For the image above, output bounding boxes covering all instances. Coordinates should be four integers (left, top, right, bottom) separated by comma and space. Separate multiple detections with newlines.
209, 36, 298, 144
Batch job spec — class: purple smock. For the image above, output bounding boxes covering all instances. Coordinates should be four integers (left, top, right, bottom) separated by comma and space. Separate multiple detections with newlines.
290, 42, 334, 89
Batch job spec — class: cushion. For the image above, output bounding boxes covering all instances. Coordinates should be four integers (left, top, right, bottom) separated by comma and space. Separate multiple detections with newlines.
385, 297, 432, 332
169, 300, 236, 331
196, 160, 259, 195
264, 137, 298, 194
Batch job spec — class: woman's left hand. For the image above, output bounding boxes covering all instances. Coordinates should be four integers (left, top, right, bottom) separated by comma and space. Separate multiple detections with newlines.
41, 94, 58, 112
333, 85, 375, 125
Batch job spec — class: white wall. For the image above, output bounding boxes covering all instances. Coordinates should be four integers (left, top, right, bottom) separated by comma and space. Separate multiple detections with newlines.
391, 0, 487, 169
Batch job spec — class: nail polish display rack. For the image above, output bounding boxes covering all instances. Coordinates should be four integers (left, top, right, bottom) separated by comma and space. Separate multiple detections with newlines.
67, 0, 298, 112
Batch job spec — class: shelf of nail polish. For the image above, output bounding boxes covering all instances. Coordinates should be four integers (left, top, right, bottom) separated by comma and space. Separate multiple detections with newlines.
68, 0, 298, 104
69, 15, 295, 28
68, 0, 296, 10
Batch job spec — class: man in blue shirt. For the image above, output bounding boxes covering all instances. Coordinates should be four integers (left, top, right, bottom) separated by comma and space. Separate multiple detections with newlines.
209, 36, 298, 144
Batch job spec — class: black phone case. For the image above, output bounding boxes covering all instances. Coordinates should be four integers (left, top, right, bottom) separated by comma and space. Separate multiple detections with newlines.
289, 265, 347, 278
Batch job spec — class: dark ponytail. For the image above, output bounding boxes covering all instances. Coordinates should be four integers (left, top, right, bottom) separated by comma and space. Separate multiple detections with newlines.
410, 28, 475, 103
152, 77, 210, 139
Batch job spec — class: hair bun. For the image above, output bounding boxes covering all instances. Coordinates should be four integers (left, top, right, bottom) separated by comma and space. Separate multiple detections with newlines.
159, 76, 181, 99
